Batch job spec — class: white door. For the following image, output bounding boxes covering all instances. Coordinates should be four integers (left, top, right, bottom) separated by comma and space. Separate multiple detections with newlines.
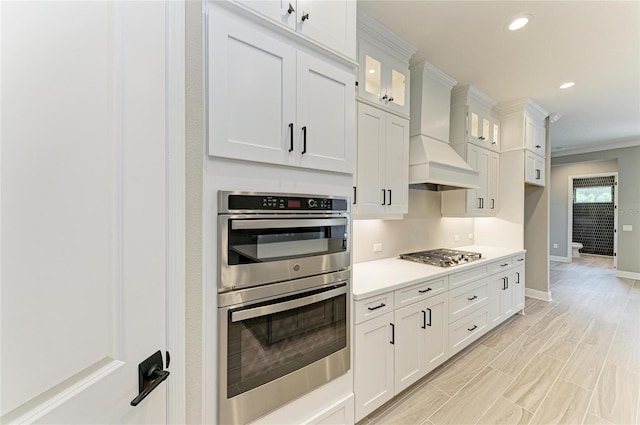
394, 303, 422, 394
1, 2, 179, 423
297, 51, 354, 173
421, 293, 448, 374
355, 103, 385, 215
208, 9, 297, 166
383, 115, 409, 215
295, 0, 356, 58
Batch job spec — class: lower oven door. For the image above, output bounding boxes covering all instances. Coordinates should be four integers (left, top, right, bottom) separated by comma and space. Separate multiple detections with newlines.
218, 281, 350, 425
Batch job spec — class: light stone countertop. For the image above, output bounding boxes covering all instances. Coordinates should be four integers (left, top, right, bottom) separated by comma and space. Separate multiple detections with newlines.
352, 245, 526, 300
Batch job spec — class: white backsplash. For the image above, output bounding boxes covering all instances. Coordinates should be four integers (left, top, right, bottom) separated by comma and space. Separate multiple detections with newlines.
353, 188, 475, 263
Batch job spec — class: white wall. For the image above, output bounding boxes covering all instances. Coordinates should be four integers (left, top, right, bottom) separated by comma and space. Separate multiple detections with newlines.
353, 188, 474, 263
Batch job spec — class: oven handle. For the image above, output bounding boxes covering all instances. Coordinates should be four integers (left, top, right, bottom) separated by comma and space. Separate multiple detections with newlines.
231, 218, 347, 230
230, 285, 347, 322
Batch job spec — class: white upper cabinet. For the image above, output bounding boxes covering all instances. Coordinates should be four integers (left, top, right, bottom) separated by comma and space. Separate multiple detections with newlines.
441, 143, 499, 217
525, 151, 545, 186
354, 102, 409, 218
499, 99, 548, 157
356, 10, 416, 116
233, 0, 356, 59
208, 9, 354, 174
296, 51, 355, 173
358, 40, 410, 115
450, 85, 500, 152
525, 114, 546, 157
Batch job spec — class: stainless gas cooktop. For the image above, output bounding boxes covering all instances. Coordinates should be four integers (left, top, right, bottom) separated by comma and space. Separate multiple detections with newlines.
399, 248, 482, 267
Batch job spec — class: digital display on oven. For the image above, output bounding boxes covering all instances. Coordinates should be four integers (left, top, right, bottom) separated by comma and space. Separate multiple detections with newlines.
287, 199, 301, 208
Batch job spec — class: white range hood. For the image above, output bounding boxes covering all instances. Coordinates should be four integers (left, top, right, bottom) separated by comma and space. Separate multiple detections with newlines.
409, 134, 479, 190
408, 61, 479, 190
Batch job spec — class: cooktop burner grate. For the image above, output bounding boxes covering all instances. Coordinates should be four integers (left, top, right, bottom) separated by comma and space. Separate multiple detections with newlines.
399, 248, 482, 267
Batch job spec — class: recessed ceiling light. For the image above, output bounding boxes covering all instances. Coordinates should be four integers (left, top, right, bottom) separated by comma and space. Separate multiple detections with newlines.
507, 15, 531, 31
559, 82, 575, 89
368, 69, 376, 74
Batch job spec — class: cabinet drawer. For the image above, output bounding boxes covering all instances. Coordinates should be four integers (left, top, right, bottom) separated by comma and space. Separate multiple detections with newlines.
448, 278, 489, 323
355, 292, 394, 324
489, 258, 514, 273
514, 254, 525, 265
449, 264, 489, 289
449, 306, 489, 355
394, 276, 448, 309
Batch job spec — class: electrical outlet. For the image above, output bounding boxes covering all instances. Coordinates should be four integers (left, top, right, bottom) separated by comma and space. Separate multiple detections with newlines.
468, 233, 473, 240
373, 243, 383, 252
454, 234, 460, 242
553, 243, 558, 248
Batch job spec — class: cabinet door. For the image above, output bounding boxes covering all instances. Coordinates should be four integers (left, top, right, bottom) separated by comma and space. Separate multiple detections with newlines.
491, 119, 500, 151
357, 40, 409, 116
296, 0, 356, 59
394, 303, 423, 394
525, 115, 545, 156
355, 103, 385, 215
501, 273, 516, 318
383, 56, 410, 116
466, 144, 490, 214
234, 0, 296, 30
512, 265, 525, 312
354, 313, 394, 422
208, 12, 296, 165
490, 271, 515, 326
487, 151, 499, 214
467, 105, 491, 147
297, 51, 355, 173
421, 293, 448, 374
525, 151, 545, 186
383, 115, 409, 214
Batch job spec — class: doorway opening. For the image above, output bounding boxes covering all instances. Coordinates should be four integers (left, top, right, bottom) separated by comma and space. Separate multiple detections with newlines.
567, 173, 618, 268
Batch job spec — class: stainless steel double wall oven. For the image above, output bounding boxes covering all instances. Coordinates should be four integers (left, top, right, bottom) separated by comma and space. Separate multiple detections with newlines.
217, 191, 351, 424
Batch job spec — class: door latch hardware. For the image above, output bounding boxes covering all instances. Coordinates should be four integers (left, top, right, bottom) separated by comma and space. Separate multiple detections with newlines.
131, 350, 170, 406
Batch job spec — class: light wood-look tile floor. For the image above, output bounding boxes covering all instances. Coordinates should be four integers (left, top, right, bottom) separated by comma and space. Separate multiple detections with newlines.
358, 256, 640, 425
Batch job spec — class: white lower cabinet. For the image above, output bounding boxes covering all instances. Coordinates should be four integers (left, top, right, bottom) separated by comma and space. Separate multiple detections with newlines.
354, 312, 394, 421
354, 291, 447, 422
394, 293, 448, 394
354, 253, 525, 421
489, 261, 526, 326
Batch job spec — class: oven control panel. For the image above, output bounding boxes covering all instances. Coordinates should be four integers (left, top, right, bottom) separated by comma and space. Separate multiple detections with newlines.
226, 193, 348, 212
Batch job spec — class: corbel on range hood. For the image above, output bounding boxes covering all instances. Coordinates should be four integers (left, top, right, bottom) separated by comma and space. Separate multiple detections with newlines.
408, 61, 479, 191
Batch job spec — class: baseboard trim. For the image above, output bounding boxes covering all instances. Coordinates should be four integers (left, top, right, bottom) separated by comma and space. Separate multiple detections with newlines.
549, 255, 571, 263
616, 270, 640, 280
525, 288, 553, 302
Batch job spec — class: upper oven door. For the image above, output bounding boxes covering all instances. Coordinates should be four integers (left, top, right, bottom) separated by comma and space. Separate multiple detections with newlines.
219, 214, 350, 291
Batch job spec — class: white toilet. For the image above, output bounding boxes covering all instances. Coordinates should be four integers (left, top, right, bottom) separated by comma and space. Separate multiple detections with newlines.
572, 242, 583, 258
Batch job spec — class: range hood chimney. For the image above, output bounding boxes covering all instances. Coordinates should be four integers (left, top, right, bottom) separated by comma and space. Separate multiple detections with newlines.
409, 61, 479, 190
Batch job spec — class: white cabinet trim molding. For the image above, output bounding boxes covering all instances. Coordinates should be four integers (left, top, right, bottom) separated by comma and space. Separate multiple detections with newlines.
357, 9, 416, 62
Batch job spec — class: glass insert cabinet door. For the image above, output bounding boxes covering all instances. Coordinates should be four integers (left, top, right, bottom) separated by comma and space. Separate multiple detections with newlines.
358, 41, 409, 115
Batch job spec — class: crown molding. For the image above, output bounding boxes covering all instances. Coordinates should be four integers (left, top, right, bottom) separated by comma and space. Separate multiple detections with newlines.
357, 9, 417, 62
498, 98, 548, 121
410, 60, 457, 90
451, 84, 496, 110
551, 138, 640, 157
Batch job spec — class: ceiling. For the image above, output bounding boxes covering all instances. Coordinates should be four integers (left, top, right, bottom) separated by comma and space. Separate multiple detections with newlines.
358, 1, 640, 154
